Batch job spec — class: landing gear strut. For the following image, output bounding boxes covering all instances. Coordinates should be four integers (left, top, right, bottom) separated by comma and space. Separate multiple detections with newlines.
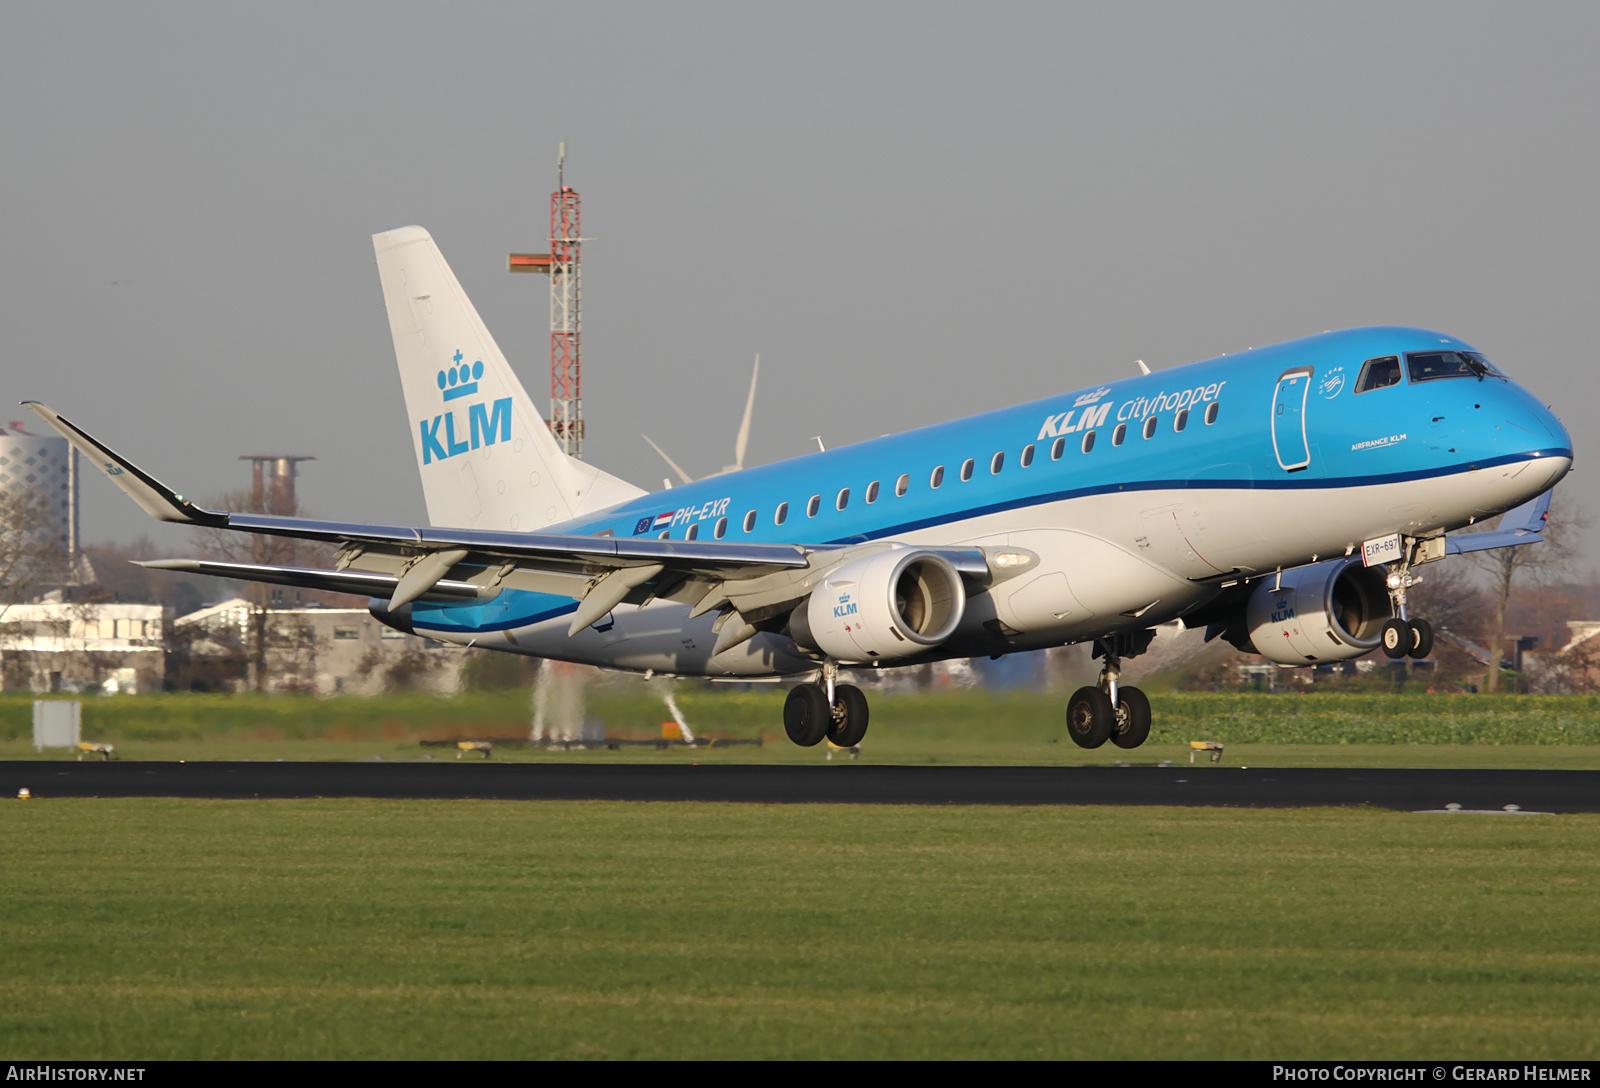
1380, 539, 1437, 661
783, 663, 870, 747
1069, 634, 1153, 750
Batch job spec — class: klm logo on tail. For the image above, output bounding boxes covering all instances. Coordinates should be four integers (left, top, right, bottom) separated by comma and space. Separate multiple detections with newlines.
419, 349, 512, 464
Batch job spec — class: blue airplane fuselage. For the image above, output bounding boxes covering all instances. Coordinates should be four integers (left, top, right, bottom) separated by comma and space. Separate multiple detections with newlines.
405, 325, 1571, 675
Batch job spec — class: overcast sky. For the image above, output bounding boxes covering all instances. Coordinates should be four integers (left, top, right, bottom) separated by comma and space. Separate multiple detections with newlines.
5, 2, 1598, 566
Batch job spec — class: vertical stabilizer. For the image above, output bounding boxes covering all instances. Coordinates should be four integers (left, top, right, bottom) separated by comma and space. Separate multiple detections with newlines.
373, 227, 643, 530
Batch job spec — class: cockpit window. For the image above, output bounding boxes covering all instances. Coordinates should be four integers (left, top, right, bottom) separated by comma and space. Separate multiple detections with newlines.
1354, 356, 1402, 393
1406, 351, 1503, 383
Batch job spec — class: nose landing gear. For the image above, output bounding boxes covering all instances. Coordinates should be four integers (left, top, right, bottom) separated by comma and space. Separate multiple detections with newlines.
1380, 616, 1434, 659
1380, 540, 1438, 660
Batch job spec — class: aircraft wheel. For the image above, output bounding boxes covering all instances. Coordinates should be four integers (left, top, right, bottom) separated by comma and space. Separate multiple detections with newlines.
783, 683, 830, 747
1066, 686, 1114, 749
827, 684, 870, 747
1111, 685, 1152, 749
1408, 618, 1434, 660
1380, 618, 1413, 659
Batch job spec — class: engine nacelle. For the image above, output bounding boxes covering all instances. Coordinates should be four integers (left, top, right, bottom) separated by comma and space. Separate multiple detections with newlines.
1244, 558, 1392, 665
794, 549, 966, 663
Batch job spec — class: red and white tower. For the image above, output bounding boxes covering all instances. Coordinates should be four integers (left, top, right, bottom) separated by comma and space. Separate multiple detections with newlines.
509, 145, 584, 459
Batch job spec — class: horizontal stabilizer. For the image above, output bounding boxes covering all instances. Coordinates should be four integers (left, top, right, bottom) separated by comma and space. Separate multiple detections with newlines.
1445, 489, 1552, 554
138, 559, 493, 602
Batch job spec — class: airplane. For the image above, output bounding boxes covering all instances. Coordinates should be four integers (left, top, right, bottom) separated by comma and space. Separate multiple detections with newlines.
25, 226, 1572, 750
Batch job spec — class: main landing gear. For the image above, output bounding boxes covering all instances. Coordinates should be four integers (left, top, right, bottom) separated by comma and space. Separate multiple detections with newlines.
784, 664, 869, 748
1068, 635, 1152, 750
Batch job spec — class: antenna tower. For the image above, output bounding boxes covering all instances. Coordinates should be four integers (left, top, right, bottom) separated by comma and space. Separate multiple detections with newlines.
549, 147, 583, 457
509, 146, 584, 458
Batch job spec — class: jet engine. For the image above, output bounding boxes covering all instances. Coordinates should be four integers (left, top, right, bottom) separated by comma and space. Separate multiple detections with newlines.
790, 549, 966, 663
1241, 558, 1392, 665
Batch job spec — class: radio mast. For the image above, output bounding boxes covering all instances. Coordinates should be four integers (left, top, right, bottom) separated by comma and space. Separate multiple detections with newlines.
508, 144, 584, 459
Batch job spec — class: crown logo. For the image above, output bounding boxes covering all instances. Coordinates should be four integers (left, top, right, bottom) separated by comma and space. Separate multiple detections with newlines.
438, 350, 483, 401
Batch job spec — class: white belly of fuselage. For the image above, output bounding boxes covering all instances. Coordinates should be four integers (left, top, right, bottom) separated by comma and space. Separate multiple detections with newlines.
416, 453, 1568, 678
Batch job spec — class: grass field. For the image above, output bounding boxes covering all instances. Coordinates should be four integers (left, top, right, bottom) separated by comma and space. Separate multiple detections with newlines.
6, 689, 1600, 768
3, 799, 1597, 1060
8, 736, 1600, 770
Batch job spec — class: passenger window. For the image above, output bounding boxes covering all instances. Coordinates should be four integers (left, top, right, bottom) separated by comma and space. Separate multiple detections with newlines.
1204, 402, 1219, 425
1142, 416, 1157, 440
775, 502, 789, 526
658, 530, 670, 539
895, 473, 910, 497
1020, 444, 1035, 468
990, 451, 1004, 474
1112, 423, 1126, 447
865, 480, 880, 503
1051, 437, 1065, 460
1355, 356, 1403, 393
960, 459, 975, 482
836, 488, 849, 511
743, 509, 756, 533
714, 517, 727, 539
685, 523, 699, 541
1174, 408, 1188, 432
806, 494, 821, 517
930, 465, 945, 488
1082, 430, 1096, 453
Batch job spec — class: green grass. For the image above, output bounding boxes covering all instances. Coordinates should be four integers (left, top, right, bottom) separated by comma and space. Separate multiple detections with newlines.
20, 737, 1600, 769
7, 690, 1600, 768
2, 799, 1596, 1059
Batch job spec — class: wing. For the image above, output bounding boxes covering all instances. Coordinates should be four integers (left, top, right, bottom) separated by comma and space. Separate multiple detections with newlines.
27, 402, 990, 644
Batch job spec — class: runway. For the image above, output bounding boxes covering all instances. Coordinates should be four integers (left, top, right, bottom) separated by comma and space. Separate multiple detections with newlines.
5, 761, 1598, 811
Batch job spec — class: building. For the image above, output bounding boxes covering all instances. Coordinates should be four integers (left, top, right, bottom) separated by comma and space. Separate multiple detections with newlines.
0, 418, 89, 585
0, 600, 166, 693
172, 599, 466, 694
1518, 620, 1600, 693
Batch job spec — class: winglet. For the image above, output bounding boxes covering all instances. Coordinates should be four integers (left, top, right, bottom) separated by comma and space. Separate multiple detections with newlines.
21, 402, 225, 527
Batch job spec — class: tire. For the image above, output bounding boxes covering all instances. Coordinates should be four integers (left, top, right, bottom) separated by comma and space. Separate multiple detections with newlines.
827, 684, 870, 747
1408, 618, 1434, 660
1380, 618, 1413, 659
1066, 686, 1114, 749
783, 683, 830, 747
1111, 685, 1152, 749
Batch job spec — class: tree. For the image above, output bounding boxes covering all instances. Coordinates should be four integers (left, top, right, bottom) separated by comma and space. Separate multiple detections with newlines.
1459, 489, 1588, 693
0, 487, 64, 619
188, 488, 349, 692
84, 535, 212, 615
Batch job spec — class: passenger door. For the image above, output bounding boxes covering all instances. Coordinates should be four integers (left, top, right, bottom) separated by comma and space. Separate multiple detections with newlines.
1272, 366, 1313, 472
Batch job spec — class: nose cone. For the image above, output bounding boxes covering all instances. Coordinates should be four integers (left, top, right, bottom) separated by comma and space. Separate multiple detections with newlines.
1535, 399, 1574, 458
1470, 380, 1573, 509
1498, 379, 1571, 462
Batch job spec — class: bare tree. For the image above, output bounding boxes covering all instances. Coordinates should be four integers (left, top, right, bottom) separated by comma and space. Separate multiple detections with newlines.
188, 488, 343, 692
1460, 489, 1589, 692
189, 488, 282, 691
0, 488, 64, 619
1408, 556, 1491, 639
1558, 629, 1600, 694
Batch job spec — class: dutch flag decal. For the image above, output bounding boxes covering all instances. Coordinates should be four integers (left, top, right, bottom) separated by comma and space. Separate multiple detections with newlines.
635, 511, 675, 535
